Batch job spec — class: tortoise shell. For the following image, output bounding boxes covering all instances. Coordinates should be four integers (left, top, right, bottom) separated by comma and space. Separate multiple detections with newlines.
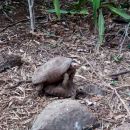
32, 56, 72, 85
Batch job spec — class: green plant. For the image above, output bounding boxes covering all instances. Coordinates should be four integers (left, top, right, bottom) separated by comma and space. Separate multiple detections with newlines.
98, 9, 105, 45
47, 0, 130, 48
53, 0, 61, 19
107, 4, 130, 20
47, 0, 89, 19
112, 54, 123, 63
110, 80, 118, 86
92, 0, 101, 27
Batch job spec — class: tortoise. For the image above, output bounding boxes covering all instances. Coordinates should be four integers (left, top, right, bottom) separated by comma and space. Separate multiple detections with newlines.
44, 74, 71, 98
32, 56, 79, 97
43, 72, 76, 98
32, 56, 79, 86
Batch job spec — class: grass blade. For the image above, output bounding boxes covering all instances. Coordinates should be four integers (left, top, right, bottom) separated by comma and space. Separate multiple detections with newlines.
107, 5, 130, 20
53, 0, 61, 19
92, 0, 101, 26
98, 9, 105, 45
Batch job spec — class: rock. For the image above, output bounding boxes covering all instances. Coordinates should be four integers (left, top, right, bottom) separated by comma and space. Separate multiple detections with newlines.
0, 54, 22, 73
31, 99, 98, 130
113, 123, 130, 130
76, 84, 107, 99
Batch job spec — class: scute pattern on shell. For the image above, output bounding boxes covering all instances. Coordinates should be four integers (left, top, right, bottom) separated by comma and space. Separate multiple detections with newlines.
32, 56, 72, 85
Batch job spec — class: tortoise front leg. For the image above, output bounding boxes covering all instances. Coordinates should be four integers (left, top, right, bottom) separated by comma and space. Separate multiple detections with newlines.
62, 73, 69, 88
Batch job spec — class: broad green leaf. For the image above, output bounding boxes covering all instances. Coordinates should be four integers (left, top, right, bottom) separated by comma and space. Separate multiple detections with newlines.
69, 8, 88, 15
107, 5, 130, 20
69, 10, 78, 14
48, 8, 88, 15
53, 0, 61, 19
98, 9, 105, 44
92, 0, 100, 9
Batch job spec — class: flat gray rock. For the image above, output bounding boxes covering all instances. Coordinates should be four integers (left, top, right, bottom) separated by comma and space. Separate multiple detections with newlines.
0, 54, 22, 73
76, 84, 107, 99
31, 99, 97, 130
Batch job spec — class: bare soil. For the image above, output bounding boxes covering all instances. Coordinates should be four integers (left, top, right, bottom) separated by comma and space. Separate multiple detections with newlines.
0, 1, 130, 130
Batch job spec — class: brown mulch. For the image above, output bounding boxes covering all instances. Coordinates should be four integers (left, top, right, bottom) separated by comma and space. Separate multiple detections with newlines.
0, 1, 130, 130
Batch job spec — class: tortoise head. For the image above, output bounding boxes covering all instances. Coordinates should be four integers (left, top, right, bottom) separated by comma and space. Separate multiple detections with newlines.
70, 59, 80, 69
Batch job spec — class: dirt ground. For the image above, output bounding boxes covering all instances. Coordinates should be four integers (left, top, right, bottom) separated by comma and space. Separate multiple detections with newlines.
0, 1, 130, 130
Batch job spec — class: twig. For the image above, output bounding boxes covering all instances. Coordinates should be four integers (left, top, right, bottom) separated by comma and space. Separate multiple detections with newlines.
109, 70, 130, 77
0, 19, 29, 33
119, 23, 130, 53
82, 123, 100, 130
0, 16, 46, 33
102, 118, 116, 123
9, 80, 32, 89
2, 10, 14, 23
115, 85, 130, 90
114, 88, 130, 116
106, 84, 130, 116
